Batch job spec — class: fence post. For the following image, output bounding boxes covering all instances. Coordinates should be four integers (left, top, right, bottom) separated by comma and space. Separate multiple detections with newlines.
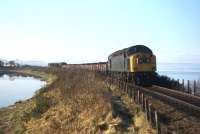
123, 79, 125, 92
119, 75, 121, 89
182, 79, 184, 90
194, 80, 196, 95
141, 93, 144, 110
177, 79, 179, 89
133, 87, 135, 101
155, 111, 160, 134
137, 90, 140, 104
118, 78, 120, 89
117, 74, 119, 88
126, 82, 128, 94
126, 84, 129, 95
124, 81, 126, 92
129, 87, 132, 99
123, 76, 126, 92
187, 80, 190, 93
144, 98, 148, 120
148, 103, 152, 125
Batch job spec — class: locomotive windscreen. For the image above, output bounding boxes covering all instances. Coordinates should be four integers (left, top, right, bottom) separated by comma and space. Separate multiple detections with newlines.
127, 45, 152, 56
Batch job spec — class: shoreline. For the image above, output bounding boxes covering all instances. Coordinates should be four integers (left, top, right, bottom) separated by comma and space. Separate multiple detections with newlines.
0, 68, 56, 109
0, 68, 57, 133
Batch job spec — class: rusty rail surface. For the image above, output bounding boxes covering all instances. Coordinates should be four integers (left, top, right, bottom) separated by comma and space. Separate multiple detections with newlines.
151, 85, 200, 107
135, 85, 200, 115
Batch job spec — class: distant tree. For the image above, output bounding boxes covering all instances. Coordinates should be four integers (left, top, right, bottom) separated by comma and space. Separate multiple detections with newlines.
0, 60, 4, 67
8, 60, 16, 67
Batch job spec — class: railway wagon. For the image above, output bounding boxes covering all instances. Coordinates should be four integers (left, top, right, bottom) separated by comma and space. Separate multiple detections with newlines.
108, 45, 156, 85
80, 62, 107, 71
62, 62, 107, 71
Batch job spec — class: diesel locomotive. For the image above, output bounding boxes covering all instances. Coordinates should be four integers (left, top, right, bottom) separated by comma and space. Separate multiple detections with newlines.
49, 45, 156, 85
108, 45, 156, 85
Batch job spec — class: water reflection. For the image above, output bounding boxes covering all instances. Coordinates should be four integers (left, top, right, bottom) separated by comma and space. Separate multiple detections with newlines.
0, 73, 45, 108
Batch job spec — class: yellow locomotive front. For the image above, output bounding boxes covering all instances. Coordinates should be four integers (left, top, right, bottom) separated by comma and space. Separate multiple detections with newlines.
126, 46, 156, 85
129, 53, 156, 73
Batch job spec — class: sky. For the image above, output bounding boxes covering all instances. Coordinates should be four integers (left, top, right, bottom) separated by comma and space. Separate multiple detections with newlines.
0, 0, 200, 64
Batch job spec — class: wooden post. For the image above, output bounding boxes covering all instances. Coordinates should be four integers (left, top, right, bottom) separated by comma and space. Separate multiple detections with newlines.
182, 79, 184, 90
129, 87, 132, 99
129, 88, 131, 97
133, 88, 135, 101
124, 81, 126, 92
118, 77, 120, 88
141, 93, 144, 110
144, 98, 148, 120
126, 84, 129, 95
155, 111, 159, 134
111, 73, 113, 84
194, 80, 196, 95
187, 80, 190, 93
137, 90, 140, 104
177, 79, 180, 89
148, 103, 152, 125
119, 76, 121, 88
123, 80, 126, 92
125, 82, 127, 93
121, 80, 123, 90
126, 82, 128, 94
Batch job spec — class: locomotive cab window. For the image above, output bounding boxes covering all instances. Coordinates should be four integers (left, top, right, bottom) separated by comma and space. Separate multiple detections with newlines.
137, 57, 151, 64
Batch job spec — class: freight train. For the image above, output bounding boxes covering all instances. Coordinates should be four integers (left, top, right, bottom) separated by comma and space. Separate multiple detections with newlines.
49, 45, 156, 85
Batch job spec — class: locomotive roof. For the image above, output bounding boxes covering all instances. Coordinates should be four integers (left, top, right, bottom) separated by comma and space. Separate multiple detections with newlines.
108, 45, 153, 58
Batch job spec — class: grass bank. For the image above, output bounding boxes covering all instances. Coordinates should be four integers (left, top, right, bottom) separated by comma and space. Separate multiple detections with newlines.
0, 68, 154, 134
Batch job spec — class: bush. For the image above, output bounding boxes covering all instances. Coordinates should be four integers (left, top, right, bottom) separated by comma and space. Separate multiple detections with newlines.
32, 95, 52, 117
152, 72, 180, 89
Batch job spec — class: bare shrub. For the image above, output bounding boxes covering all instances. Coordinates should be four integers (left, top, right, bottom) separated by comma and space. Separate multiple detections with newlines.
32, 95, 52, 117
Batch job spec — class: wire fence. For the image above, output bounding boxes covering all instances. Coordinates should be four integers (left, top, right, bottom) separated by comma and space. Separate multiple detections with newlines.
108, 73, 161, 134
177, 79, 200, 96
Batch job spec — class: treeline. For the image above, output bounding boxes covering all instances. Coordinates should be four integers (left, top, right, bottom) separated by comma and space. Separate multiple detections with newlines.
0, 60, 19, 67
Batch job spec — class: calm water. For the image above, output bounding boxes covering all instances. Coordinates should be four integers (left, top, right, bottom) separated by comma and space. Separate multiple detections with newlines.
0, 74, 45, 108
157, 63, 200, 81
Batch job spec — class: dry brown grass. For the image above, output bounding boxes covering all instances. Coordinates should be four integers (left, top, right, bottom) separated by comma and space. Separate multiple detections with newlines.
0, 68, 153, 134
24, 69, 113, 134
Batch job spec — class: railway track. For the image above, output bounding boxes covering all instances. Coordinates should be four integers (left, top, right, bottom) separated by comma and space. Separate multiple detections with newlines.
135, 84, 200, 115
132, 84, 200, 133
151, 85, 200, 107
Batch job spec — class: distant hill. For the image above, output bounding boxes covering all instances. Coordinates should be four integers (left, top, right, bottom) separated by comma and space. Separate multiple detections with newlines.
17, 60, 48, 67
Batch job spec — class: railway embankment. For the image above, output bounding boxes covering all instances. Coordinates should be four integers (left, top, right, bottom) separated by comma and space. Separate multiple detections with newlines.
109, 74, 200, 134
0, 68, 154, 134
